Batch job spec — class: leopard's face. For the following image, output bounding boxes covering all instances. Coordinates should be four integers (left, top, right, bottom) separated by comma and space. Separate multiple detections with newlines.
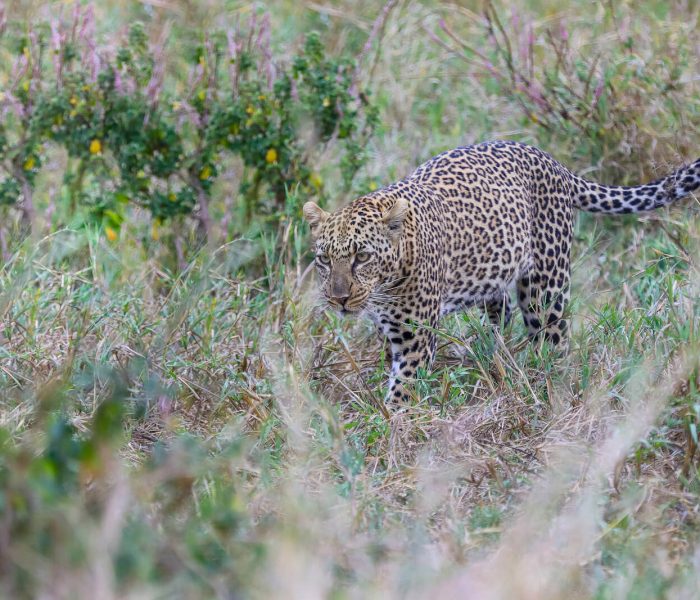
312, 230, 394, 314
303, 198, 408, 314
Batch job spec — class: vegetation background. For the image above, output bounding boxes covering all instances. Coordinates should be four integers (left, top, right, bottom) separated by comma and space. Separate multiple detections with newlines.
1, 0, 699, 598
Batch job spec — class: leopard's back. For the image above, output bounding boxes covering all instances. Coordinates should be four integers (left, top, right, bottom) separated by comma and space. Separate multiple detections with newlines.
408, 141, 573, 315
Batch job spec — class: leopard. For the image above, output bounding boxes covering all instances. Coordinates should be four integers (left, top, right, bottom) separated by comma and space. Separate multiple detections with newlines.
303, 141, 700, 404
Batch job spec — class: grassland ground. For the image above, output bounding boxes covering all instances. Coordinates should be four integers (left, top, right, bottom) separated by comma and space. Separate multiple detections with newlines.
1, 1, 699, 598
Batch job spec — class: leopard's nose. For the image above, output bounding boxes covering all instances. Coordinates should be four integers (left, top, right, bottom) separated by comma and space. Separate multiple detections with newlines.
331, 294, 351, 307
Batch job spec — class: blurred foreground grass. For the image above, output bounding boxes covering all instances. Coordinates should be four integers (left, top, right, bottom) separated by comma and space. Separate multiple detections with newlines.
1, 1, 700, 598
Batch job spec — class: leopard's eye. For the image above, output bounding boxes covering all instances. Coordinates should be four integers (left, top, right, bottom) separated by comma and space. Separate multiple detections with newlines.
355, 251, 372, 264
316, 254, 331, 266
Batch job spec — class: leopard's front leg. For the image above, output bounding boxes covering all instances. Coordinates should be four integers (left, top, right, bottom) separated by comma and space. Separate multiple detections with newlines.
385, 315, 438, 404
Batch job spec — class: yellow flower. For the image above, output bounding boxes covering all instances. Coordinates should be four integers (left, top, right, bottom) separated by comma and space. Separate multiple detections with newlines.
89, 139, 102, 155
197, 90, 206, 101
22, 46, 30, 58
137, 170, 146, 179
21, 81, 30, 92
168, 192, 177, 202
69, 96, 78, 106
245, 105, 254, 115
322, 97, 331, 108
199, 165, 212, 180
198, 55, 206, 66
105, 226, 118, 242
368, 181, 378, 191
265, 148, 278, 164
258, 94, 266, 101
172, 101, 182, 111
23, 157, 36, 171
151, 221, 159, 241
309, 172, 323, 189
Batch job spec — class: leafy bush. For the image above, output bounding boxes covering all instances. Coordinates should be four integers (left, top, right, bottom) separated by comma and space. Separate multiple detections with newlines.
0, 7, 378, 243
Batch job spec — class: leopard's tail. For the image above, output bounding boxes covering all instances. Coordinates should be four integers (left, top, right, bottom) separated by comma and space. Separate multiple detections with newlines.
571, 158, 700, 214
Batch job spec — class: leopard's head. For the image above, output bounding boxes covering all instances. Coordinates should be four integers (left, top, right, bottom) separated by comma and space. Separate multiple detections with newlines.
303, 196, 408, 314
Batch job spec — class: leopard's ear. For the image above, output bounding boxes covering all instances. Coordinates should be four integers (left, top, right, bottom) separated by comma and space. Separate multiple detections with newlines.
303, 201, 329, 238
382, 198, 409, 240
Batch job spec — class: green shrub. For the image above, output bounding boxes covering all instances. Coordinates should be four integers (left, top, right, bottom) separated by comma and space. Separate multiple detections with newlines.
0, 8, 378, 244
